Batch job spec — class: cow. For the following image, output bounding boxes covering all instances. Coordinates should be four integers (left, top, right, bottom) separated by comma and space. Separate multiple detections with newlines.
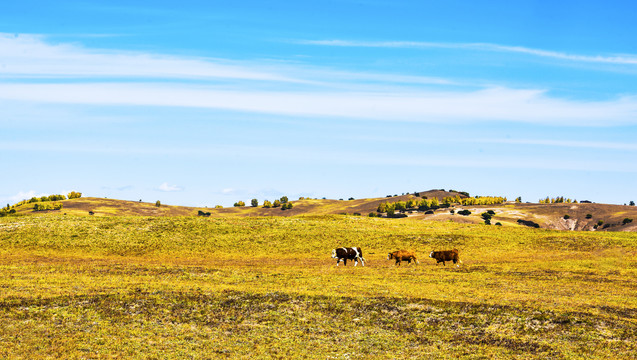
429, 248, 462, 267
387, 250, 419, 266
331, 247, 366, 266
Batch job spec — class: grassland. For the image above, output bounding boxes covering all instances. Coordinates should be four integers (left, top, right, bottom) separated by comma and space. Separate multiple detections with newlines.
1, 214, 636, 359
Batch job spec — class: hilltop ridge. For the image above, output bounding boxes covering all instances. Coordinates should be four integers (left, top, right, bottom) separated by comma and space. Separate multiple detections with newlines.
6, 189, 637, 232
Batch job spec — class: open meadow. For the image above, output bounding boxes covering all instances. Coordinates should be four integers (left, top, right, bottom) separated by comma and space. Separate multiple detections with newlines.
1, 214, 636, 359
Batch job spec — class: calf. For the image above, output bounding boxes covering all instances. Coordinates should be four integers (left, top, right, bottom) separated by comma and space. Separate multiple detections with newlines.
429, 248, 462, 267
331, 247, 366, 266
387, 250, 419, 266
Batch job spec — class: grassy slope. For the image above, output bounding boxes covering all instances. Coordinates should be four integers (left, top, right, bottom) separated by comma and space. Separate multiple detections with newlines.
1, 215, 636, 359
12, 190, 637, 232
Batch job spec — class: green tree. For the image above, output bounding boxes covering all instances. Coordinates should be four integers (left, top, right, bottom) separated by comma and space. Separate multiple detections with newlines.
234, 201, 245, 207
251, 199, 259, 207
155, 200, 161, 207
377, 202, 388, 213
273, 200, 281, 208
263, 200, 272, 208
68, 191, 82, 199
280, 196, 288, 204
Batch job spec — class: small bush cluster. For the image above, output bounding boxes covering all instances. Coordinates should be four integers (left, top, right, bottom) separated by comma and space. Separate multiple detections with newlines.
457, 210, 471, 216
33, 203, 63, 211
281, 202, 294, 210
67, 191, 82, 199
539, 196, 576, 204
517, 219, 540, 228
481, 210, 496, 225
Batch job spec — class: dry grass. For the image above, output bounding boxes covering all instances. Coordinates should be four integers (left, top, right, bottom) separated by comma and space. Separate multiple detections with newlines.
1, 215, 636, 358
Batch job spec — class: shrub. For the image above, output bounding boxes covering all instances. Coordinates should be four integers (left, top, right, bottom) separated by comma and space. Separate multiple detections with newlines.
457, 210, 471, 216
495, 222, 502, 226
563, 214, 570, 220
234, 201, 245, 207
623, 218, 633, 225
34, 203, 63, 211
481, 212, 493, 221
517, 219, 540, 228
586, 214, 593, 219
273, 200, 281, 208
155, 201, 161, 207
67, 191, 82, 199
263, 200, 272, 208
630, 201, 635, 206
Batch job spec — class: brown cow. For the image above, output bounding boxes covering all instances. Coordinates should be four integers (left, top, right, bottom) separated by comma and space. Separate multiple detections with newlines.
387, 250, 419, 266
429, 248, 462, 267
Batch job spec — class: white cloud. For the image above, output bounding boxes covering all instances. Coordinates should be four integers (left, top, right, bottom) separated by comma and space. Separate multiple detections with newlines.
2, 33, 637, 127
1, 190, 47, 204
477, 139, 637, 151
157, 183, 183, 192
298, 39, 637, 65
0, 33, 298, 82
1, 82, 636, 126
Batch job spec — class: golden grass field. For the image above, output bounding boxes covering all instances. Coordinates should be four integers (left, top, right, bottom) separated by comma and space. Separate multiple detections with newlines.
1, 214, 636, 359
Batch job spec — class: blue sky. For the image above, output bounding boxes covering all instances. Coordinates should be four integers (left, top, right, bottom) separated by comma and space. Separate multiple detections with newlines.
1, 0, 636, 207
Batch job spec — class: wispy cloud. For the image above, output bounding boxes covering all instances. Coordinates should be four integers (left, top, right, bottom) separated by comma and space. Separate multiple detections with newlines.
1, 190, 48, 204
477, 138, 637, 151
0, 33, 298, 82
298, 39, 637, 66
157, 183, 183, 192
2, 33, 637, 127
2, 83, 636, 126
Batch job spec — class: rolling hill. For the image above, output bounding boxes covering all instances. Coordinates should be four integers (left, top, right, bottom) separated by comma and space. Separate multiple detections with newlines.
7, 189, 637, 232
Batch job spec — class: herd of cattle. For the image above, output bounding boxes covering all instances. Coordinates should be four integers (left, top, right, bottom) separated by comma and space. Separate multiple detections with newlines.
331, 247, 462, 267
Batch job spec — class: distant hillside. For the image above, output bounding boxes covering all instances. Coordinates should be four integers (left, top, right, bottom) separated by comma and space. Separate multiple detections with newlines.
7, 190, 637, 232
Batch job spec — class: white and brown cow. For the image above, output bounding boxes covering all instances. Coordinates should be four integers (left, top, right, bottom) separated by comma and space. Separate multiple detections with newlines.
429, 248, 462, 267
331, 247, 366, 266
